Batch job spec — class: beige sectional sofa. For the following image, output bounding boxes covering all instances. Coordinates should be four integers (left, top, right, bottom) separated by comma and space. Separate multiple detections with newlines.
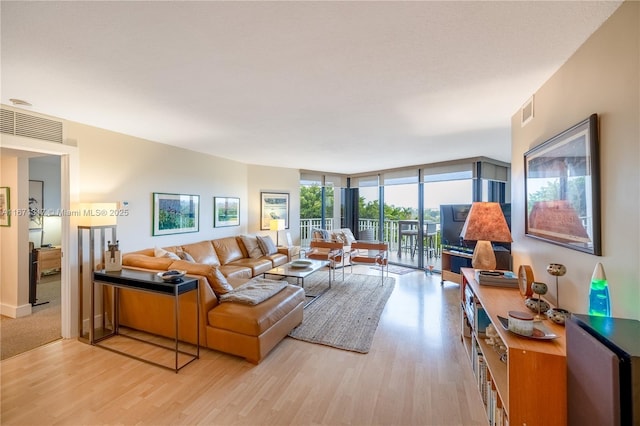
119, 235, 305, 364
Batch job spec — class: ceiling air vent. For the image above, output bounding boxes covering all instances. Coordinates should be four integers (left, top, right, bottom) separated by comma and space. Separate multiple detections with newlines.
0, 107, 63, 143
1, 108, 16, 135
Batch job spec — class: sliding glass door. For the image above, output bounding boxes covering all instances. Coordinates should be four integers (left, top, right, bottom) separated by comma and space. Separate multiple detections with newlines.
301, 158, 510, 268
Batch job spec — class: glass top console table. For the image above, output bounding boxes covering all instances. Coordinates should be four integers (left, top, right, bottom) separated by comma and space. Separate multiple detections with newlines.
92, 269, 200, 373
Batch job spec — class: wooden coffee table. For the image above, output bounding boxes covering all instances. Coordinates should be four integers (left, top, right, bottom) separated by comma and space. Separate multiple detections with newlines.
263, 258, 331, 306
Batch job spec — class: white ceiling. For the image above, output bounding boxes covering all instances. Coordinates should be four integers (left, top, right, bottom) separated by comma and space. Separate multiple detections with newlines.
1, 1, 622, 174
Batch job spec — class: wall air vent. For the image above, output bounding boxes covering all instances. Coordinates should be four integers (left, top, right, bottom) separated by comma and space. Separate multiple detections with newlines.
521, 95, 534, 127
0, 107, 63, 143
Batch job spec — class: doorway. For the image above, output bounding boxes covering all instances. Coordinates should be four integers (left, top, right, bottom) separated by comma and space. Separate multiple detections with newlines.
0, 155, 63, 359
0, 135, 78, 358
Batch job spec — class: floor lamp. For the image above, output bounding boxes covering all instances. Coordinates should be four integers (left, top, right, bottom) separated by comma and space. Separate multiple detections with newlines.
460, 202, 512, 270
77, 203, 117, 342
270, 219, 285, 247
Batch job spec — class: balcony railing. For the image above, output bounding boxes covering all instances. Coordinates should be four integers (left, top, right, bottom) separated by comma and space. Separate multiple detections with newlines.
300, 218, 441, 258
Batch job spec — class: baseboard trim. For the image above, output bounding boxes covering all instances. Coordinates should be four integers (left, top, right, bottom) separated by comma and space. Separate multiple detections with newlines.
0, 302, 32, 318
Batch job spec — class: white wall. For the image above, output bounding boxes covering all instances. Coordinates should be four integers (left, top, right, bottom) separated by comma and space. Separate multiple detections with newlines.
511, 1, 639, 320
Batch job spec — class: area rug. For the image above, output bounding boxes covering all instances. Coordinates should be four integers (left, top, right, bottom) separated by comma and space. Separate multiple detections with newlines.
370, 264, 417, 275
287, 273, 395, 354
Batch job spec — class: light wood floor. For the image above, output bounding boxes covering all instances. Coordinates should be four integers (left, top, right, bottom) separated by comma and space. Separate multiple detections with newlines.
0, 266, 487, 425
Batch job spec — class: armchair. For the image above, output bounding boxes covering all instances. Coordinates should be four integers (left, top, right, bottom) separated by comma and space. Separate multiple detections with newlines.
304, 240, 346, 281
349, 241, 389, 285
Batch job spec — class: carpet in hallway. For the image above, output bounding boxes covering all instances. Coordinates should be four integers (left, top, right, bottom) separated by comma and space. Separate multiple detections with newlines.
1, 274, 61, 360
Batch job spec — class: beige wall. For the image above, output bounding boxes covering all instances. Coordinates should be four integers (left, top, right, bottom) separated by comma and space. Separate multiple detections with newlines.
0, 155, 30, 317
68, 122, 300, 253
248, 164, 302, 245
1, 118, 300, 330
511, 1, 639, 320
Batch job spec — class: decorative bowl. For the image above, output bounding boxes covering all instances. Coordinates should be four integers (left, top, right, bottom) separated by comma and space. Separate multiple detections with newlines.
508, 311, 535, 336
290, 260, 313, 269
158, 270, 186, 282
525, 297, 551, 313
546, 308, 571, 325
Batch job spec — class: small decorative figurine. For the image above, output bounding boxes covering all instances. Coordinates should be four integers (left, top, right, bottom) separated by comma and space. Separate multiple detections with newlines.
530, 281, 548, 321
545, 263, 570, 325
105, 240, 122, 272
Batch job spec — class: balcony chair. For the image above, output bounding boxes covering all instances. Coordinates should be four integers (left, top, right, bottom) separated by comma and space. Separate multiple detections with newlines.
304, 240, 346, 281
349, 241, 389, 285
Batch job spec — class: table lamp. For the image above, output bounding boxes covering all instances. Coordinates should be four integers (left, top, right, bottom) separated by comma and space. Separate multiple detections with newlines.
269, 219, 285, 246
460, 202, 512, 270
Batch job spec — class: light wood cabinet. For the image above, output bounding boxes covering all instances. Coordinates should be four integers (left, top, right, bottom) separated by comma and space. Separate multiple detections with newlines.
460, 267, 567, 425
36, 246, 61, 283
442, 248, 512, 285
441, 249, 473, 283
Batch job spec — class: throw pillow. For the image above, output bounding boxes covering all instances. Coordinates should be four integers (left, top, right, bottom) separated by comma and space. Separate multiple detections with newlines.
210, 267, 234, 296
239, 234, 263, 259
256, 235, 278, 255
312, 228, 331, 241
332, 231, 346, 244
154, 246, 180, 260
176, 250, 195, 262
341, 228, 356, 244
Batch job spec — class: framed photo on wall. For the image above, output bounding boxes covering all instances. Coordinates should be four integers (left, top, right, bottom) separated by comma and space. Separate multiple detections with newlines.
214, 197, 240, 227
29, 180, 44, 230
0, 187, 10, 227
524, 113, 601, 255
152, 192, 200, 236
260, 192, 289, 230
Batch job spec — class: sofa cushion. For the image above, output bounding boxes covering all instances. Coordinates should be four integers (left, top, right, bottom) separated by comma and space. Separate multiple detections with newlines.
266, 252, 289, 267
210, 267, 234, 295
208, 285, 305, 336
256, 235, 277, 255
212, 237, 245, 265
166, 260, 233, 296
229, 257, 274, 276
239, 235, 263, 259
154, 246, 180, 260
181, 241, 221, 266
123, 254, 175, 270
219, 265, 253, 279
176, 250, 195, 262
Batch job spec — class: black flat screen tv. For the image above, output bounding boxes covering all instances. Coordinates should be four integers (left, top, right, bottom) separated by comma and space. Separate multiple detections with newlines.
440, 203, 511, 252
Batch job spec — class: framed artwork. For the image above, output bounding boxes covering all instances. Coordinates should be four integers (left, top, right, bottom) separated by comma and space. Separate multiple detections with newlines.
29, 180, 44, 230
152, 192, 199, 236
214, 196, 240, 227
260, 192, 289, 230
524, 113, 601, 255
0, 187, 10, 227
